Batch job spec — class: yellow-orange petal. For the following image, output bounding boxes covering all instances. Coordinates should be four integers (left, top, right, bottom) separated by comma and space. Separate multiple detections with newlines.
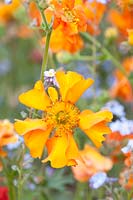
56, 71, 93, 103
128, 29, 133, 45
24, 127, 51, 158
19, 80, 51, 110
0, 134, 17, 146
56, 71, 82, 101
42, 134, 69, 168
79, 109, 113, 130
66, 133, 80, 162
62, 0, 75, 9
0, 0, 20, 24
83, 121, 112, 148
71, 144, 113, 182
47, 87, 58, 102
14, 118, 47, 135
65, 78, 94, 103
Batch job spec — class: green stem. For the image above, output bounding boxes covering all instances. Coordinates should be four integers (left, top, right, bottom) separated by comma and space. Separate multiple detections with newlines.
36, 1, 52, 81
40, 30, 52, 81
0, 158, 16, 200
74, 182, 90, 200
128, 187, 133, 200
75, 55, 95, 61
17, 172, 22, 200
91, 32, 97, 101
80, 32, 127, 76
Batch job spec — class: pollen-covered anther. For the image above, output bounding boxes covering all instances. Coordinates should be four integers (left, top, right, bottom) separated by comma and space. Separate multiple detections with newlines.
45, 101, 80, 134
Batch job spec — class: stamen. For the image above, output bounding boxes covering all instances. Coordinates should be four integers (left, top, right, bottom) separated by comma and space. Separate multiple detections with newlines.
63, 7, 79, 24
45, 101, 80, 135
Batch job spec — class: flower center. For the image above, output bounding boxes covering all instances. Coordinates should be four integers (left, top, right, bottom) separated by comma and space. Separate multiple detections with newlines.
45, 101, 80, 134
63, 7, 79, 24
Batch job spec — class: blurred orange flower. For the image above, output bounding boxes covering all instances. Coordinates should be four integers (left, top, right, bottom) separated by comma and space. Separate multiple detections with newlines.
0, 119, 17, 170
117, 0, 133, 10
108, 8, 133, 39
83, 0, 106, 35
16, 25, 33, 39
42, 24, 84, 53
119, 168, 133, 190
29, 0, 106, 53
0, 0, 20, 24
28, 2, 41, 26
29, 0, 87, 53
71, 144, 113, 182
14, 70, 112, 168
110, 57, 133, 102
29, 0, 87, 33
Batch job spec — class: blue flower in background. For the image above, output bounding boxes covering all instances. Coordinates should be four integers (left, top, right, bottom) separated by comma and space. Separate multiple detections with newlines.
88, 0, 108, 4
89, 172, 117, 189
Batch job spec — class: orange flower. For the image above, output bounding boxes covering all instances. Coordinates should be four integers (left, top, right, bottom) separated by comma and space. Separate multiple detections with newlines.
110, 57, 133, 102
46, 0, 87, 34
71, 144, 113, 182
108, 8, 133, 39
0, 0, 20, 24
117, 0, 133, 10
29, 0, 86, 53
16, 25, 33, 39
42, 24, 84, 53
0, 119, 18, 170
29, 0, 87, 34
28, 2, 41, 26
83, 0, 106, 35
14, 70, 113, 168
119, 168, 133, 190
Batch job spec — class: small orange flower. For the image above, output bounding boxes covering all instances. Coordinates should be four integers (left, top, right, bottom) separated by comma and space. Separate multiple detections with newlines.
71, 144, 113, 182
110, 57, 133, 102
14, 70, 112, 168
119, 168, 133, 190
29, 0, 87, 34
117, 0, 133, 10
52, 0, 87, 33
0, 0, 20, 24
108, 8, 133, 39
83, 0, 106, 35
42, 24, 84, 53
0, 119, 18, 170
